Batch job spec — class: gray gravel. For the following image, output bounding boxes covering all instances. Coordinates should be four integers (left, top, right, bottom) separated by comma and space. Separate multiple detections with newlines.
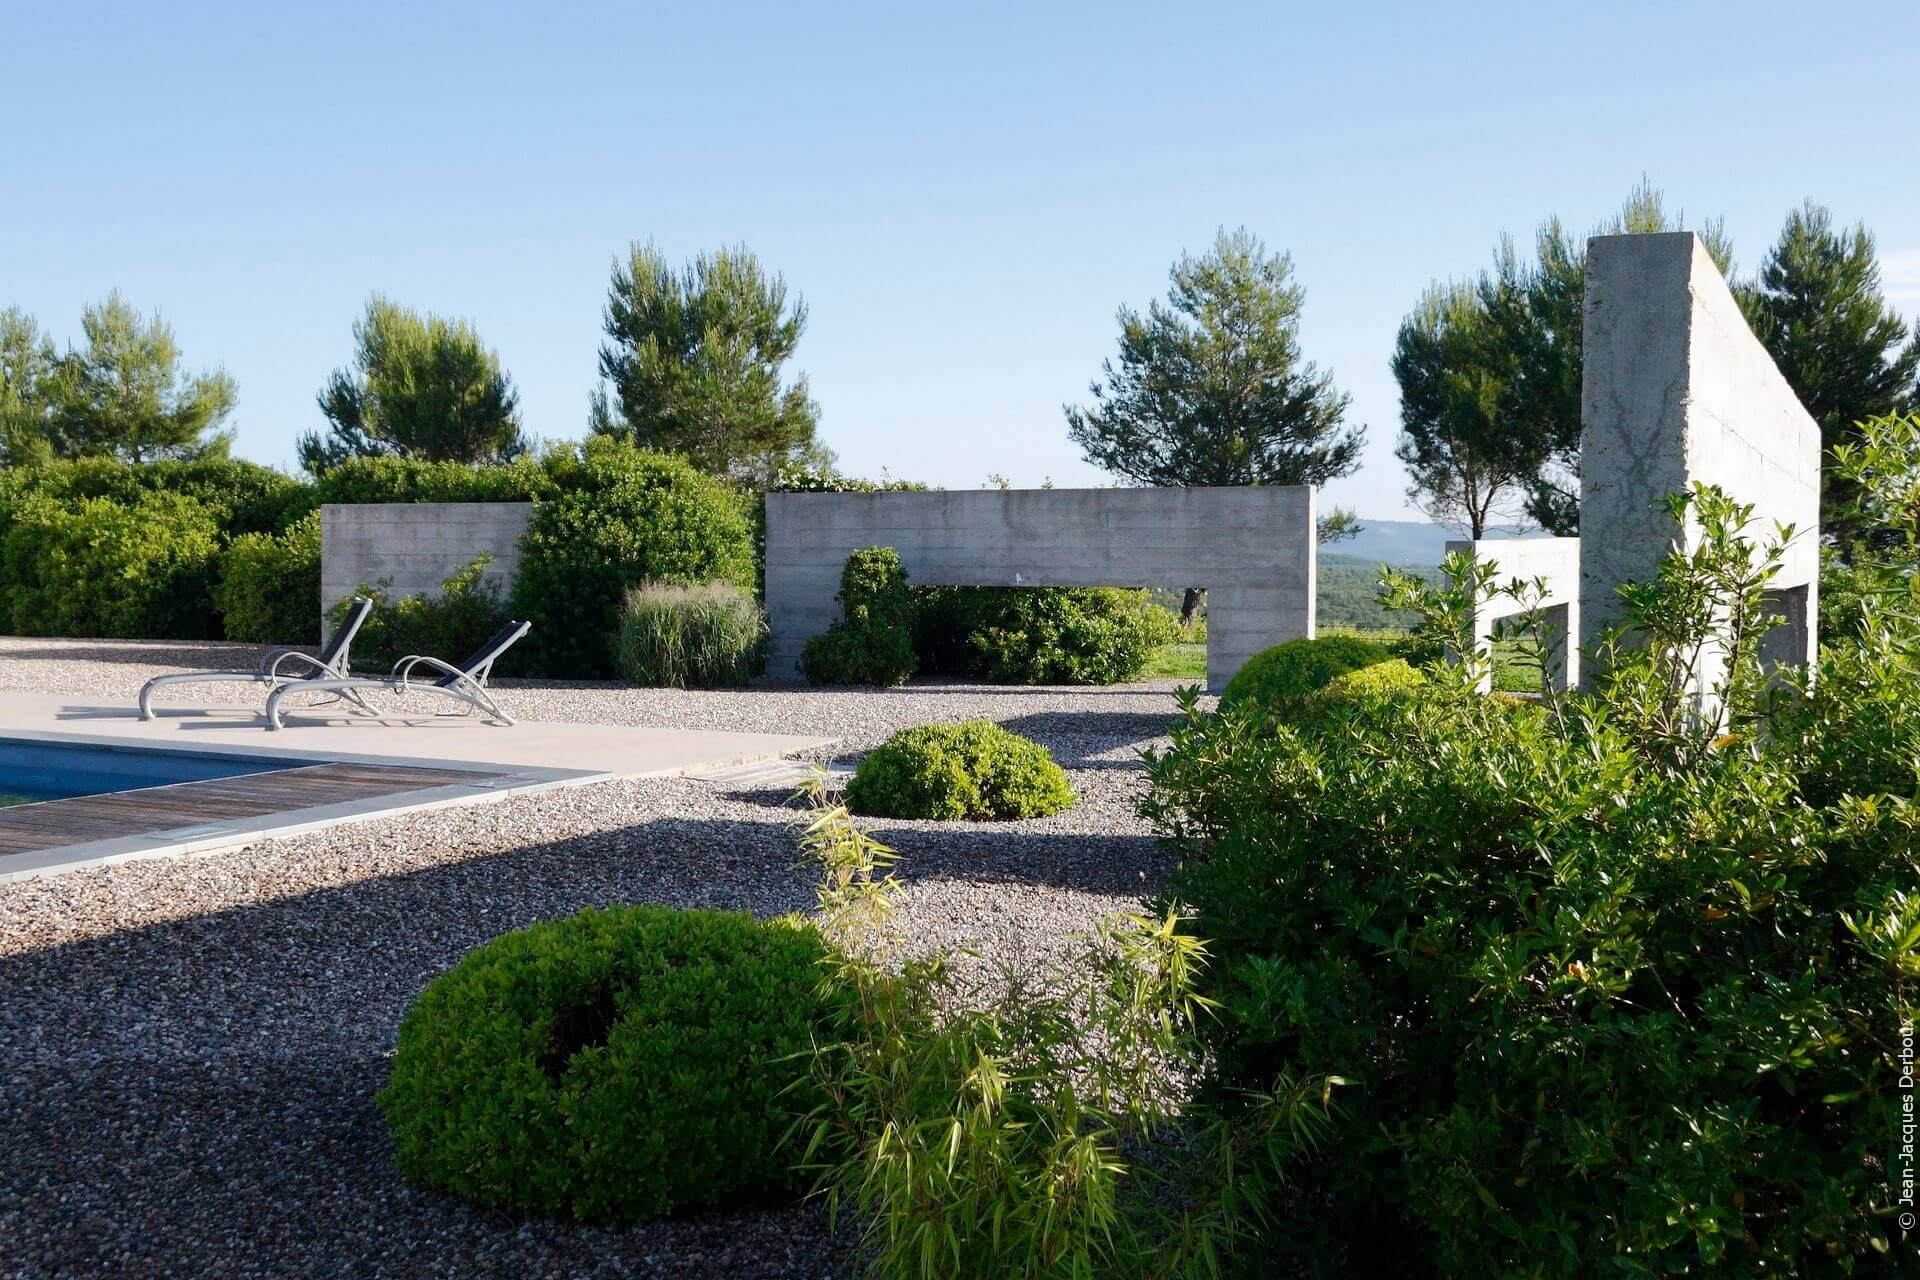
0, 638, 1195, 1279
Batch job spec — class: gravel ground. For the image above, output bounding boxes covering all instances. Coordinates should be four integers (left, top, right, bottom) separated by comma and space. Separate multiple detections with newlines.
0, 638, 1197, 1279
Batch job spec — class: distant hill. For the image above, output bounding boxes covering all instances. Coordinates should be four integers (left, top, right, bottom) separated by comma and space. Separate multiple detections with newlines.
1331, 518, 1531, 568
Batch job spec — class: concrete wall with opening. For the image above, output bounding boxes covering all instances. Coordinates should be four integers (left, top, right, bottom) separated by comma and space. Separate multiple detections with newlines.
764, 486, 1318, 691
1443, 535, 1581, 691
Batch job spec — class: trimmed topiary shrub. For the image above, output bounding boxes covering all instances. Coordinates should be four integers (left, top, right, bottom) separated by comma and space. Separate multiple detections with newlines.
334, 556, 509, 670
508, 440, 756, 678
614, 581, 767, 688
846, 720, 1074, 820
801, 547, 919, 686
379, 904, 834, 1223
216, 511, 322, 644
1315, 655, 1425, 706
917, 586, 1181, 685
1216, 633, 1396, 712
0, 491, 223, 638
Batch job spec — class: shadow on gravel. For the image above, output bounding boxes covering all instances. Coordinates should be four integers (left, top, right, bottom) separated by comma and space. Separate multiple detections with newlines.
0, 805, 1160, 1278
995, 710, 1183, 769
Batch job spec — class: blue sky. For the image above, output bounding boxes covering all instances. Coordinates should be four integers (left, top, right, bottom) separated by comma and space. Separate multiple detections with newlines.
5, 2, 1917, 520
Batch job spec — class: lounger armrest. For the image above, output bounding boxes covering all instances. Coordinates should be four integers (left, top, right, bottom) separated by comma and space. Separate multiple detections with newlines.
391, 654, 478, 691
263, 649, 333, 680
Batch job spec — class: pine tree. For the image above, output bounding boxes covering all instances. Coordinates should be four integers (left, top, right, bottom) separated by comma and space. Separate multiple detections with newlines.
299, 296, 526, 472
1066, 227, 1362, 490
0, 308, 58, 467
1740, 201, 1918, 477
44, 292, 237, 462
589, 242, 824, 483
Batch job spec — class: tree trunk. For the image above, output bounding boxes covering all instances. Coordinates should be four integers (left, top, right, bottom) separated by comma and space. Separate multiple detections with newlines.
1180, 587, 1205, 629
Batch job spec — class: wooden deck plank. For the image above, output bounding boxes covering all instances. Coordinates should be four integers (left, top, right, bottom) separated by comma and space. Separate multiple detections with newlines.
0, 761, 497, 855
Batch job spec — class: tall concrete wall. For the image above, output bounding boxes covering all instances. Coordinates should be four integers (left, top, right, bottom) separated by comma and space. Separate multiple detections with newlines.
1444, 536, 1581, 691
1579, 232, 1820, 699
765, 486, 1317, 691
320, 503, 533, 638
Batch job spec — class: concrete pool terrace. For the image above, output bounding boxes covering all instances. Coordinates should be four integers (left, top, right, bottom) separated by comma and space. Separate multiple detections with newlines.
0, 691, 834, 882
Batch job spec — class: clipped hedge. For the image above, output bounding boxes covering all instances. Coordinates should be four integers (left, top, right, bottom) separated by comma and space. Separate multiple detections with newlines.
379, 904, 834, 1223
309, 453, 565, 506
1216, 633, 1397, 712
216, 512, 322, 644
917, 587, 1181, 685
846, 720, 1074, 820
801, 547, 919, 686
508, 441, 756, 678
0, 491, 224, 638
0, 456, 313, 539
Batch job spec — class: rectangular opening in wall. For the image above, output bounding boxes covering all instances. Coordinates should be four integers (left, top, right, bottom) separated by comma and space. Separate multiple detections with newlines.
1759, 583, 1811, 671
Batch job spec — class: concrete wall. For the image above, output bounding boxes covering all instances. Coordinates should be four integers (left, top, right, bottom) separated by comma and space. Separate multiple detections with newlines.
1579, 231, 1821, 702
764, 486, 1317, 691
1444, 536, 1581, 691
320, 503, 533, 637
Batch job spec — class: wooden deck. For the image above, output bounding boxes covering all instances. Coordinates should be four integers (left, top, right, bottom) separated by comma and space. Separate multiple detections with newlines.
0, 761, 497, 856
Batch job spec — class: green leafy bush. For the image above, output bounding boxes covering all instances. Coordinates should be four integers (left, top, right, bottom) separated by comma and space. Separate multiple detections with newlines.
309, 452, 564, 506
614, 581, 766, 688
1216, 632, 1396, 712
0, 491, 223, 638
917, 586, 1181, 685
507, 440, 755, 678
801, 547, 919, 686
0, 456, 313, 539
215, 512, 321, 644
379, 904, 834, 1223
1316, 654, 1424, 705
1140, 481, 1918, 1275
334, 556, 508, 670
846, 720, 1074, 820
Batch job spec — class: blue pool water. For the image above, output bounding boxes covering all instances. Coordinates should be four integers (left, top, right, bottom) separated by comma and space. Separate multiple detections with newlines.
0, 739, 294, 806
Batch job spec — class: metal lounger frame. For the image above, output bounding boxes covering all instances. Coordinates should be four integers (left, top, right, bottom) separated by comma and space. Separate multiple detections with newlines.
138, 598, 378, 721
263, 620, 530, 731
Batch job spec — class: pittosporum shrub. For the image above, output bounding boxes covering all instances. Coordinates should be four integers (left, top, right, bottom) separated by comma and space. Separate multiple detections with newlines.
1214, 632, 1396, 713
0, 456, 314, 539
0, 491, 223, 638
801, 547, 919, 686
216, 511, 322, 644
614, 580, 767, 688
846, 720, 1074, 820
333, 556, 508, 671
379, 904, 834, 1223
1140, 478, 1919, 1276
507, 440, 756, 677
308, 453, 564, 506
915, 586, 1181, 685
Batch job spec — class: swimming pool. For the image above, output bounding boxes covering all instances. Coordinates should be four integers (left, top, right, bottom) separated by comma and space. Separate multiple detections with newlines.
0, 739, 295, 806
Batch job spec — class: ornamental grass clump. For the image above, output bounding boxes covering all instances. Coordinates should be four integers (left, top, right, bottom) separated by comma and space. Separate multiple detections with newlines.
845, 720, 1074, 820
379, 904, 834, 1224
614, 580, 766, 688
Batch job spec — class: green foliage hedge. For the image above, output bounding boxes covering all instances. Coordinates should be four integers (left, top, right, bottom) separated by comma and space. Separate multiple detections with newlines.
614, 581, 767, 688
508, 441, 757, 677
309, 453, 564, 506
0, 491, 224, 638
801, 547, 919, 686
1216, 633, 1397, 712
379, 904, 833, 1223
333, 556, 509, 671
1141, 479, 1920, 1274
215, 512, 322, 644
846, 721, 1074, 820
917, 587, 1180, 685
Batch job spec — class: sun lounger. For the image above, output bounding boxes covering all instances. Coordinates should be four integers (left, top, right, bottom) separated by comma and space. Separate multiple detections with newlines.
138, 597, 377, 721
264, 620, 531, 730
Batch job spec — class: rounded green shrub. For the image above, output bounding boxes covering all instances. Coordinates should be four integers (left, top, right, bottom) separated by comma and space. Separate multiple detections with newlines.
917, 586, 1181, 685
0, 491, 223, 638
615, 580, 767, 688
379, 904, 834, 1223
216, 512, 322, 644
846, 720, 1075, 820
801, 547, 919, 686
1217, 633, 1396, 712
1315, 656, 1425, 706
508, 441, 756, 677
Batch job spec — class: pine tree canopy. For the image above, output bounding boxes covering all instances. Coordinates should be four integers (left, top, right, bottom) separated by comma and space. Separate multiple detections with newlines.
590, 242, 824, 483
1065, 227, 1362, 489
